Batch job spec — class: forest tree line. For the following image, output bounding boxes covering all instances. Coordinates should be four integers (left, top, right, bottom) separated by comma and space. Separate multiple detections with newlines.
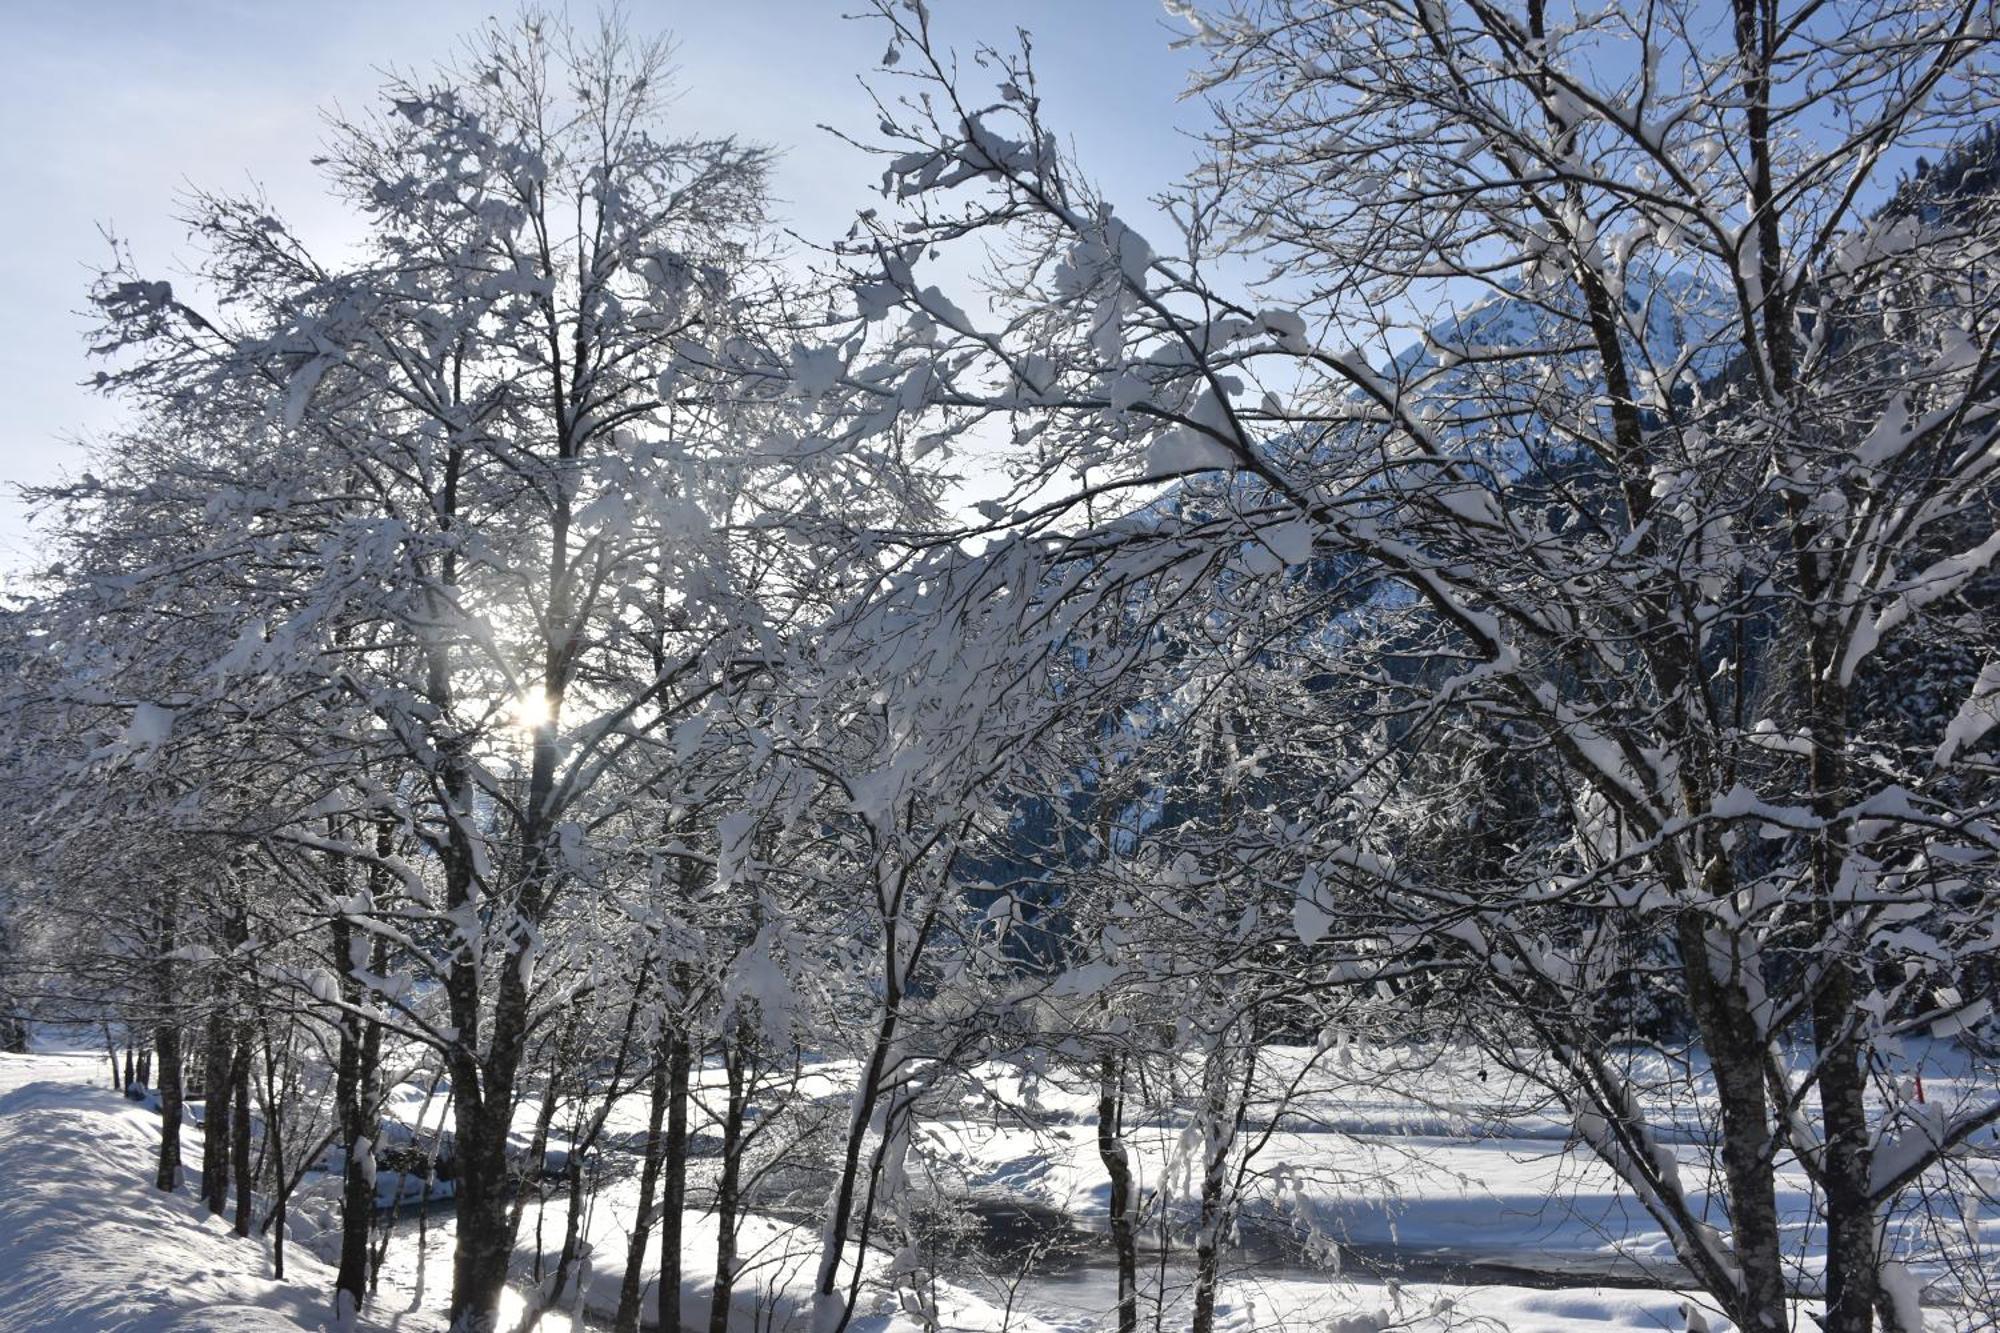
3, 4, 2000, 1332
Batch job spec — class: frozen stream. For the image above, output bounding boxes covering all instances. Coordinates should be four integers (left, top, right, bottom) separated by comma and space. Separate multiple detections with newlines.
368, 1187, 1699, 1333
349, 1045, 1998, 1330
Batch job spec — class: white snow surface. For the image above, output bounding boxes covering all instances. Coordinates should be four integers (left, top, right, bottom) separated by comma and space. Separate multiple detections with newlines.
7, 1043, 1991, 1331
0, 1051, 330, 1333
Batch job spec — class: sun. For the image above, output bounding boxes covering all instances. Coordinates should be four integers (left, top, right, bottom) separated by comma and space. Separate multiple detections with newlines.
507, 685, 553, 735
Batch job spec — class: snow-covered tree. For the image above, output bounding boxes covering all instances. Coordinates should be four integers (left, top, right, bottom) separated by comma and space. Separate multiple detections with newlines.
810, 3, 2000, 1328
58, 13, 868, 1329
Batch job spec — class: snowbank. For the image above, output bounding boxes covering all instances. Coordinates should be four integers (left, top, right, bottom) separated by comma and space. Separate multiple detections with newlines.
0, 1057, 334, 1332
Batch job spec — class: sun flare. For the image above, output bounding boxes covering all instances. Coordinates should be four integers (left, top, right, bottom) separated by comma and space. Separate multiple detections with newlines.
507, 685, 553, 735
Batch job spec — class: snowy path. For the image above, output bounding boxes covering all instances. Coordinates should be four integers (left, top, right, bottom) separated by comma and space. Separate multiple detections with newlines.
0, 1049, 337, 1333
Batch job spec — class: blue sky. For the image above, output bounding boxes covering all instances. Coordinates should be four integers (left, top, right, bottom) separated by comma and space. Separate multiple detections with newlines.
0, 1, 1208, 576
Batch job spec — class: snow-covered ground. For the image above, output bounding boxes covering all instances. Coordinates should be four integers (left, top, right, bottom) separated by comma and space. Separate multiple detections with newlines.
0, 1049, 351, 1333
4, 1041, 1991, 1332
384, 1039, 1994, 1332
0, 1047, 1061, 1333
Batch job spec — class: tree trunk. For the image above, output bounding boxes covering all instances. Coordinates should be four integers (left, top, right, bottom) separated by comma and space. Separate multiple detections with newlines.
154, 1017, 184, 1191
1097, 1053, 1139, 1333
540, 989, 649, 1323
1816, 968, 1885, 1333
153, 884, 185, 1193
613, 1053, 671, 1333
448, 1093, 516, 1332
1677, 909, 1788, 1332
232, 1026, 255, 1237
1190, 1056, 1231, 1333
202, 1004, 235, 1215
448, 1070, 522, 1333
811, 879, 915, 1333
450, 444, 576, 1326
510, 1033, 571, 1245
708, 1026, 749, 1333
332, 908, 384, 1327
1803, 584, 1882, 1332
259, 1033, 290, 1280
425, 542, 520, 1333
547, 1060, 638, 1315
657, 1028, 691, 1333
446, 824, 553, 1328
440, 831, 546, 1329
544, 1137, 589, 1311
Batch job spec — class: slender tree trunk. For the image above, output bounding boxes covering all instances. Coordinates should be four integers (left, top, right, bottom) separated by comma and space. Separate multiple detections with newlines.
332, 908, 384, 1327
1802, 612, 1884, 1331
202, 1004, 235, 1215
511, 1031, 572, 1245
708, 1026, 750, 1333
423, 488, 526, 1331
259, 1032, 290, 1280
331, 832, 370, 1319
1097, 1052, 1139, 1333
657, 1028, 691, 1333
415, 438, 506, 1333
1190, 1051, 1233, 1333
813, 1026, 894, 1333
153, 884, 185, 1193
1814, 941, 1884, 1333
544, 1135, 589, 1311
613, 1053, 670, 1333
813, 876, 916, 1333
231, 1026, 255, 1236
539, 988, 648, 1324
154, 1017, 184, 1191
